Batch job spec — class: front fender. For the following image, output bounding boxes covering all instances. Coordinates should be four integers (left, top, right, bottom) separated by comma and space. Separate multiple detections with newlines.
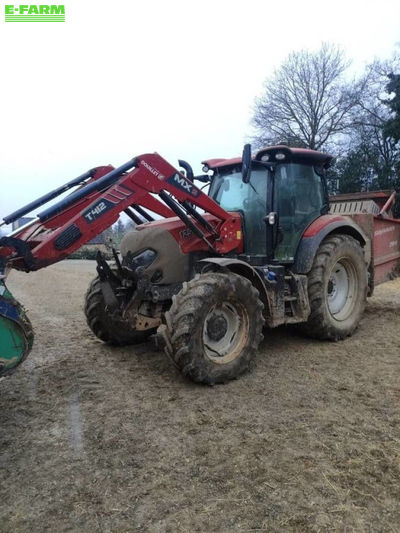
197, 257, 269, 309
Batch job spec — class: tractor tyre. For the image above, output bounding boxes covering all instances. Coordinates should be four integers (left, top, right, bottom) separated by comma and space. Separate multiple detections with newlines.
84, 277, 154, 346
162, 272, 264, 384
301, 234, 367, 341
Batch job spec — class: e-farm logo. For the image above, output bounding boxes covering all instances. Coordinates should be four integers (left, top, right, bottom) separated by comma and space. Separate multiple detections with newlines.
5, 4, 65, 22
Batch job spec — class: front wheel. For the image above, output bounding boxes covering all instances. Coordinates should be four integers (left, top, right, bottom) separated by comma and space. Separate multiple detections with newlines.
162, 272, 264, 384
301, 234, 368, 340
84, 276, 154, 346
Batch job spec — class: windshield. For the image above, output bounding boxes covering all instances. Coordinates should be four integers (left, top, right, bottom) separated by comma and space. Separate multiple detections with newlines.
209, 168, 267, 211
210, 167, 268, 255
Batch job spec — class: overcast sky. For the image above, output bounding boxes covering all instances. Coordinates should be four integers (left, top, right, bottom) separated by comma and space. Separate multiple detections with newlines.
0, 0, 399, 223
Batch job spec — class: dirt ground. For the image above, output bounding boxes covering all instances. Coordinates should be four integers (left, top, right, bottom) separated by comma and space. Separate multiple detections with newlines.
1, 260, 399, 533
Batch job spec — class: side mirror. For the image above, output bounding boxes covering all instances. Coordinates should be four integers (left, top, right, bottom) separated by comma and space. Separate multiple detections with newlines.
242, 144, 252, 183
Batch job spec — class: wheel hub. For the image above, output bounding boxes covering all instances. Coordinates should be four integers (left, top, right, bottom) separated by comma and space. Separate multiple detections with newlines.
327, 279, 336, 297
206, 313, 228, 342
202, 302, 248, 364
327, 259, 357, 320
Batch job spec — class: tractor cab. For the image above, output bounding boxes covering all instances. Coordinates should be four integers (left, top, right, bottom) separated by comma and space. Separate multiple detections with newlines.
206, 146, 332, 263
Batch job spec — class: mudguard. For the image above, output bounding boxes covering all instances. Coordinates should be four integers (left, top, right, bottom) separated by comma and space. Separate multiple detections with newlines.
197, 257, 269, 309
293, 215, 371, 274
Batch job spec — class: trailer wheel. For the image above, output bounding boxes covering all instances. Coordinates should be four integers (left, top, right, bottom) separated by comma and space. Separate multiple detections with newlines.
302, 234, 367, 340
84, 277, 153, 345
162, 272, 264, 384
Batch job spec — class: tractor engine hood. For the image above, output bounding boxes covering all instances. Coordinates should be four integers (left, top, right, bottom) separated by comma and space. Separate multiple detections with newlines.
119, 223, 189, 285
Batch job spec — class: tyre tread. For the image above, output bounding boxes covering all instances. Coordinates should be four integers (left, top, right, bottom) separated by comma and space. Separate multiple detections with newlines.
301, 234, 367, 341
163, 272, 264, 384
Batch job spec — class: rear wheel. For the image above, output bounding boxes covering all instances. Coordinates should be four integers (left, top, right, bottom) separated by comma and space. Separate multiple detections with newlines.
84, 277, 153, 345
302, 234, 367, 340
162, 272, 264, 384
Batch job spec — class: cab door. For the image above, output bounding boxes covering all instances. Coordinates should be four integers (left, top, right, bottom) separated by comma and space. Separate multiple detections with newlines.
274, 164, 326, 262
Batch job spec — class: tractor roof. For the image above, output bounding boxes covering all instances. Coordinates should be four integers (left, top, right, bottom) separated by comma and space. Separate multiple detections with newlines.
202, 145, 333, 170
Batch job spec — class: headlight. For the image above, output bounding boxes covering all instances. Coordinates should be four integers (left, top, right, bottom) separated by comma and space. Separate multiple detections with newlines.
127, 249, 157, 271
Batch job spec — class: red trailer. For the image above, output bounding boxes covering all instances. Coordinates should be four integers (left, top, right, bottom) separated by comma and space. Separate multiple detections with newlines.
330, 190, 400, 287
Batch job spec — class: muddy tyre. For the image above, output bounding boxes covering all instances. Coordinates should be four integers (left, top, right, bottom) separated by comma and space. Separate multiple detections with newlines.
301, 234, 367, 341
84, 277, 153, 345
162, 272, 264, 384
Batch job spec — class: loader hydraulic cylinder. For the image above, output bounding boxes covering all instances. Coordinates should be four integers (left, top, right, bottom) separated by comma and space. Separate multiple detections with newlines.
37, 158, 138, 223
2, 168, 96, 226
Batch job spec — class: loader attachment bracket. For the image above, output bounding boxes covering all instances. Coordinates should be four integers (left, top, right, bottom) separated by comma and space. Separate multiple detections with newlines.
0, 236, 36, 271
96, 251, 119, 311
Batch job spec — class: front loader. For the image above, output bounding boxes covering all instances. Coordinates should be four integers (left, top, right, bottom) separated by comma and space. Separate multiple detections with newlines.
1, 145, 399, 384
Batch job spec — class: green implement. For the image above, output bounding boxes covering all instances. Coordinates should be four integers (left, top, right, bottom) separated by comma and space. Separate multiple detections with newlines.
0, 279, 34, 377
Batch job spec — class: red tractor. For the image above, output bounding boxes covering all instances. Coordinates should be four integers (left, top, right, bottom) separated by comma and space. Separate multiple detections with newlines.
1, 145, 399, 383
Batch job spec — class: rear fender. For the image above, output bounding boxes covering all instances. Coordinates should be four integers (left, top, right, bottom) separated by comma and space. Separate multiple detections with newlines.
293, 216, 371, 274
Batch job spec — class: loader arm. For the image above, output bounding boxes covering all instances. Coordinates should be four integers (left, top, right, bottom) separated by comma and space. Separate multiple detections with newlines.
0, 152, 243, 377
0, 153, 242, 273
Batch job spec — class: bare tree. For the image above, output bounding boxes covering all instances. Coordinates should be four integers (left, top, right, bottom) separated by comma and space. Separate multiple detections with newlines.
252, 43, 359, 150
